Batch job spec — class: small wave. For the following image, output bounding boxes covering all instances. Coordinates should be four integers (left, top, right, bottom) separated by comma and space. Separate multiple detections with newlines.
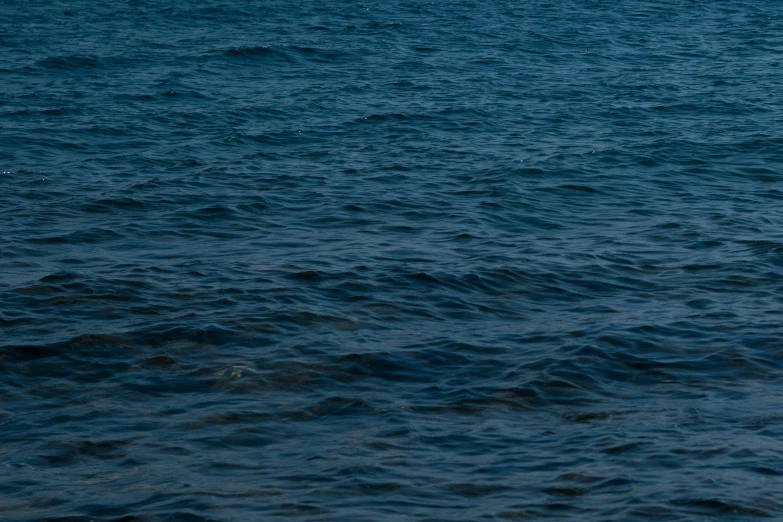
38, 55, 100, 70
224, 45, 284, 59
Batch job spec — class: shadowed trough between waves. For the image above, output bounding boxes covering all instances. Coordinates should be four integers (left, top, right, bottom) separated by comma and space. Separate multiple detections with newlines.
2, 0, 783, 520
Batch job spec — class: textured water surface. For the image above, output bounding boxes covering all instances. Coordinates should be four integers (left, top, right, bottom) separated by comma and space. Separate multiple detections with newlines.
2, 1, 783, 520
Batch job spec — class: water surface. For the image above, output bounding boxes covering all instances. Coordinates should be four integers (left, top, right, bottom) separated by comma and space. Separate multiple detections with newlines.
2, 1, 783, 520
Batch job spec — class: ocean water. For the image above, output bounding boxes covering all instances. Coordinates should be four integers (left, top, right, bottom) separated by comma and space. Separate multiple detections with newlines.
2, 1, 783, 520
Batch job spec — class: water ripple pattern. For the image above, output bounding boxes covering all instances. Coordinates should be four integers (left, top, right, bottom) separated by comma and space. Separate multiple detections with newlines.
2, 1, 783, 520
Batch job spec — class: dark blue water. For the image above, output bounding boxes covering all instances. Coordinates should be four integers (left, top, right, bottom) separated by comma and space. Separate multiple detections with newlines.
2, 1, 783, 520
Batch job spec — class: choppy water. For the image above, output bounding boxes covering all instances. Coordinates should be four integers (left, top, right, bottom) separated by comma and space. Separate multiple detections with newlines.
2, 1, 783, 520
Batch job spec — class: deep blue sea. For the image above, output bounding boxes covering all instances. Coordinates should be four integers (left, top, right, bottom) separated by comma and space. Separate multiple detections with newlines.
2, 1, 783, 520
